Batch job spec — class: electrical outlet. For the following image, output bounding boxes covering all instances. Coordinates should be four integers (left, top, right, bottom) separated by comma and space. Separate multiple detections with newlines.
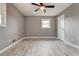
9, 40, 11, 43
13, 40, 16, 43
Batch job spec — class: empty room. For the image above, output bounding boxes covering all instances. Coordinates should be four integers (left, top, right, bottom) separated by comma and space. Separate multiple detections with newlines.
0, 3, 79, 56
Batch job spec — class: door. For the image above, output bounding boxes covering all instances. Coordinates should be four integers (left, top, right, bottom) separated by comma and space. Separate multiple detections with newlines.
57, 14, 64, 40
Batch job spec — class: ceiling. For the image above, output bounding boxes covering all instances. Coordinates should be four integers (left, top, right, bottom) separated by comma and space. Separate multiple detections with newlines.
13, 3, 72, 16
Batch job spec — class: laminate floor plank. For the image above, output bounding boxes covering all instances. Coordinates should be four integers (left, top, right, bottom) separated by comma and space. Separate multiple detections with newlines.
1, 38, 79, 56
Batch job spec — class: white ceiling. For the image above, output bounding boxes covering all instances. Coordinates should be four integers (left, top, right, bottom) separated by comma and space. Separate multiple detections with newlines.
13, 3, 72, 16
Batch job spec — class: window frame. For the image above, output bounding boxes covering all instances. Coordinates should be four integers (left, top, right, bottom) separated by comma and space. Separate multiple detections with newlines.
41, 19, 51, 29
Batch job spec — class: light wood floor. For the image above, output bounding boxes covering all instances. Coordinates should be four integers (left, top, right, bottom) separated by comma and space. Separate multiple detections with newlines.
1, 38, 79, 56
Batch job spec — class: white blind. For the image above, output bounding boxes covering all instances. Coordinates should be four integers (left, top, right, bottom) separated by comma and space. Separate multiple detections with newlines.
0, 14, 2, 24
41, 19, 51, 28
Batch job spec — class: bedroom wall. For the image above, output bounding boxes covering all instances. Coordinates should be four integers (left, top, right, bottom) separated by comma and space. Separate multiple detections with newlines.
0, 4, 25, 50
57, 3, 79, 46
24, 16, 57, 37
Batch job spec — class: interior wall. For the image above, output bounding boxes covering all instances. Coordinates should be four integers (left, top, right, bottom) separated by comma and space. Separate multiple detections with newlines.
24, 16, 57, 37
0, 4, 25, 50
57, 3, 79, 46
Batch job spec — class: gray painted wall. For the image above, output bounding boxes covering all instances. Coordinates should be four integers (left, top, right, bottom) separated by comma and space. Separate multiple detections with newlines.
0, 4, 25, 50
24, 16, 57, 37
57, 3, 79, 46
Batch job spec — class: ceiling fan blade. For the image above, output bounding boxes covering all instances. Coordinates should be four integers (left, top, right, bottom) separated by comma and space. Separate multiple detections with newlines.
35, 8, 40, 12
31, 3, 40, 6
43, 9, 46, 13
45, 5, 55, 8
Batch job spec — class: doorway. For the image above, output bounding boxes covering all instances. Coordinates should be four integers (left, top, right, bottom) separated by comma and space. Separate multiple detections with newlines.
57, 14, 64, 40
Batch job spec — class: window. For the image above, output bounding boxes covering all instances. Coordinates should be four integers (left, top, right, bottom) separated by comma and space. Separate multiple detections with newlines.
0, 3, 7, 27
0, 14, 1, 24
41, 19, 51, 28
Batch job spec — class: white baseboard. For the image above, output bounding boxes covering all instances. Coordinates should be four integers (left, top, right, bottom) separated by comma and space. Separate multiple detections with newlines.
57, 36, 79, 49
24, 37, 57, 39
63, 40, 79, 49
0, 37, 25, 54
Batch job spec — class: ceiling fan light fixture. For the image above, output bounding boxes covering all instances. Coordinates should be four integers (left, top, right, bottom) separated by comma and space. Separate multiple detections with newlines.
31, 3, 55, 13
40, 6, 45, 10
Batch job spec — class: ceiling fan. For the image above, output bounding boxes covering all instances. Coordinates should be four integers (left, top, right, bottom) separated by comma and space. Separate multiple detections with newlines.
31, 3, 55, 13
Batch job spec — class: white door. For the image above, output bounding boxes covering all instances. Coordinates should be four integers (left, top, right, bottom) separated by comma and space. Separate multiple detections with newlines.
57, 15, 64, 40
